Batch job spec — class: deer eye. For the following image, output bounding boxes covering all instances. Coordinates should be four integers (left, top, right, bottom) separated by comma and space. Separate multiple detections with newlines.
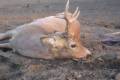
70, 44, 76, 48
69, 42, 77, 48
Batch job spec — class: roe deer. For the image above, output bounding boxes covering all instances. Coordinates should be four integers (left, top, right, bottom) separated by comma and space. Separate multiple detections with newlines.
0, 0, 91, 60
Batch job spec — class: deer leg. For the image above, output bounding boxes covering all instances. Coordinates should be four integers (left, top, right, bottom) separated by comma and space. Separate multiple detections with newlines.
102, 38, 120, 46
0, 43, 11, 48
109, 32, 120, 35
0, 32, 12, 41
101, 32, 120, 46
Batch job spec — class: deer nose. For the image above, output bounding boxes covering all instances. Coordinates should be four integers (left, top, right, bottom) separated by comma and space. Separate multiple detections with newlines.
85, 49, 92, 59
86, 53, 92, 59
73, 53, 92, 61
73, 49, 92, 61
82, 49, 92, 61
85, 48, 91, 55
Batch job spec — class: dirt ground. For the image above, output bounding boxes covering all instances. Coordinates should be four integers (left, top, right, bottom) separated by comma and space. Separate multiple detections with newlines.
0, 0, 120, 80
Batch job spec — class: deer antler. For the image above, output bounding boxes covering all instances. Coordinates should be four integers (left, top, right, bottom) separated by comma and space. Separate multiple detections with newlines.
64, 0, 80, 23
64, 0, 69, 17
64, 0, 80, 40
55, 0, 80, 40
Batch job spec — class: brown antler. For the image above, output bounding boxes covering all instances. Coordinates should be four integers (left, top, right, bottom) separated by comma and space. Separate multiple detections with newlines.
64, 0, 80, 40
64, 0, 69, 17
64, 0, 80, 23
72, 7, 79, 17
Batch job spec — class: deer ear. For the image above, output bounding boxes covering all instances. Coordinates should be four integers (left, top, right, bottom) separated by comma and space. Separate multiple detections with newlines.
40, 35, 49, 43
40, 35, 49, 39
40, 35, 55, 45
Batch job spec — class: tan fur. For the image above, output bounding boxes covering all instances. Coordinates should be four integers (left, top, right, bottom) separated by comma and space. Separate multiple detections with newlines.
0, 0, 91, 60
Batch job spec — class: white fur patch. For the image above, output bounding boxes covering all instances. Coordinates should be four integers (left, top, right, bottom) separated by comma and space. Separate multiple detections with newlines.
48, 38, 55, 45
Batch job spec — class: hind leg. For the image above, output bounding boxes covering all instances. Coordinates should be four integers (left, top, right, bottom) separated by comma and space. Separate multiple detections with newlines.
0, 43, 11, 48
0, 32, 12, 40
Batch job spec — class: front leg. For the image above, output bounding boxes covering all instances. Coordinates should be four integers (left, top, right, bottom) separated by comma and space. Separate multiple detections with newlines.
0, 43, 11, 48
0, 32, 12, 41
101, 32, 120, 46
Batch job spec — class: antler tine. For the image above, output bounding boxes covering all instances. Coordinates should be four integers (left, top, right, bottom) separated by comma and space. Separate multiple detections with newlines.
74, 10, 80, 20
65, 0, 69, 16
72, 7, 79, 17
64, 0, 70, 33
70, 10, 80, 22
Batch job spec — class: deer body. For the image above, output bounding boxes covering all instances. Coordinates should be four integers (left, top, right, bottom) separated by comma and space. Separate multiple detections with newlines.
0, 0, 91, 60
9, 16, 66, 35
0, 16, 68, 59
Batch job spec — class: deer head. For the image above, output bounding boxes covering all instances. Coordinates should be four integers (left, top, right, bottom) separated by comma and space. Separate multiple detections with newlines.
40, 31, 91, 60
40, 0, 91, 60
56, 0, 91, 60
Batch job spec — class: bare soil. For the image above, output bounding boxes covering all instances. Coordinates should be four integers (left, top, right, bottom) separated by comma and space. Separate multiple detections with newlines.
0, 0, 120, 80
